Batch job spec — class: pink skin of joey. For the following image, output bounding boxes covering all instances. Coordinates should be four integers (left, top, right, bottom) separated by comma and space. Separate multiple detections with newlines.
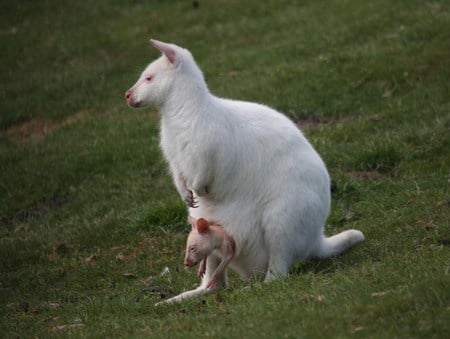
184, 216, 235, 289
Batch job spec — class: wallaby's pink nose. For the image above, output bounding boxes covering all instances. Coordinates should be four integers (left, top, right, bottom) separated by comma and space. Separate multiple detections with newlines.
184, 258, 194, 267
125, 90, 131, 100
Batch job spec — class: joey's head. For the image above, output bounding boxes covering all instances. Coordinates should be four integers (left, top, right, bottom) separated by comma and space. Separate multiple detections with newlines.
125, 39, 207, 109
184, 217, 216, 268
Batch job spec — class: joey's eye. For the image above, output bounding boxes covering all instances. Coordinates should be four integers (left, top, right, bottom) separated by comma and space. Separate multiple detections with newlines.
189, 245, 197, 252
145, 75, 153, 82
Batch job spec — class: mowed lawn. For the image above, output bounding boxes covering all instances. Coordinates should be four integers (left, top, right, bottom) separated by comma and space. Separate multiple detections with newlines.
1, 0, 449, 337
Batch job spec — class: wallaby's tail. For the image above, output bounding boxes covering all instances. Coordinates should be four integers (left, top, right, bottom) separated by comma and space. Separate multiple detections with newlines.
314, 229, 365, 259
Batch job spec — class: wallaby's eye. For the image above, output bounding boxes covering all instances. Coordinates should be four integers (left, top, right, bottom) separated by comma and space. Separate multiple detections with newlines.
189, 245, 197, 252
145, 75, 153, 82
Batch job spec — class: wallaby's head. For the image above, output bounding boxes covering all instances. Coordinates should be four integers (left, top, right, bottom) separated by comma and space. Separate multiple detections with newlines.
184, 216, 216, 268
125, 39, 206, 109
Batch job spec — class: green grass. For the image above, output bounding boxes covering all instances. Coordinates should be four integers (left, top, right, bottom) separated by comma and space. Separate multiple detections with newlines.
1, 0, 449, 337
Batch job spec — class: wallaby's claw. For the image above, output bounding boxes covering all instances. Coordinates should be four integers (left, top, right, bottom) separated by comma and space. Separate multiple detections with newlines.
185, 190, 198, 208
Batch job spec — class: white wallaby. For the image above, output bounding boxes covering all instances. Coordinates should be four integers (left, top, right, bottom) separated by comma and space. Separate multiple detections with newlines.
184, 217, 235, 289
155, 216, 235, 305
126, 39, 364, 304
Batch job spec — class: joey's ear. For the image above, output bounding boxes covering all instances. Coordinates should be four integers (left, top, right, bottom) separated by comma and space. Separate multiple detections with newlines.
187, 216, 197, 228
150, 39, 178, 64
196, 218, 210, 234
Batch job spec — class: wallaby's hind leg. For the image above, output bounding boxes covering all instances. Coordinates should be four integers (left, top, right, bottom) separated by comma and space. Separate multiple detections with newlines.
265, 255, 290, 282
201, 253, 228, 288
263, 226, 293, 282
156, 285, 210, 305
157, 254, 226, 305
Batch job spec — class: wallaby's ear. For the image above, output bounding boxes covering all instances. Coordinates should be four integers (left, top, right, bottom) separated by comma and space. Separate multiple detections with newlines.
150, 39, 178, 64
187, 216, 197, 229
196, 218, 210, 234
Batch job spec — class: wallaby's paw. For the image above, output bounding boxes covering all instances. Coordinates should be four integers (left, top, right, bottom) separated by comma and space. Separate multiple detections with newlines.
197, 268, 205, 279
206, 277, 217, 289
184, 190, 198, 208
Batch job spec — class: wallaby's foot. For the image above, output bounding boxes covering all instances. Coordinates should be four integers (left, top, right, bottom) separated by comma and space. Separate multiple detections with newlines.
155, 285, 218, 306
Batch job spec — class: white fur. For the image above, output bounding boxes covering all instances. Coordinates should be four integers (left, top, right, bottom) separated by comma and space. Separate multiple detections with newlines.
126, 40, 364, 304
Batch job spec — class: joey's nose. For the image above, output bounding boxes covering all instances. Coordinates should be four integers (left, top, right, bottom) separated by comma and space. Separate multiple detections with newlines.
125, 90, 131, 100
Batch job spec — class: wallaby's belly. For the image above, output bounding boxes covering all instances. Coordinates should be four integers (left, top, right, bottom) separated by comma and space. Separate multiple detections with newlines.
229, 251, 268, 280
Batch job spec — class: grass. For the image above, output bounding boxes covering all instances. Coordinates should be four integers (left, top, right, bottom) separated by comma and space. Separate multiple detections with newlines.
1, 0, 449, 337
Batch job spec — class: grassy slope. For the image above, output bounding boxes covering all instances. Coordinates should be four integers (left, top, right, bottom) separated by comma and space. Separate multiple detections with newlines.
1, 0, 449, 337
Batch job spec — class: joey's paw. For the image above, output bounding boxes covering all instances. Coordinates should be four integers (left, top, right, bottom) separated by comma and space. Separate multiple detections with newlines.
197, 269, 205, 280
206, 278, 217, 289
197, 258, 206, 279
184, 190, 198, 208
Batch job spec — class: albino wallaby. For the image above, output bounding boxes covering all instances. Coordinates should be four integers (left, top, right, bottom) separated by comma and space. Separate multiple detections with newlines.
184, 216, 235, 289
126, 39, 364, 304
157, 216, 235, 304
154, 216, 236, 305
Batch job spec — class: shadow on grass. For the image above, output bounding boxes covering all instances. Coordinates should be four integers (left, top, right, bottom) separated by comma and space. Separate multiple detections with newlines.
1, 189, 71, 230
290, 258, 340, 276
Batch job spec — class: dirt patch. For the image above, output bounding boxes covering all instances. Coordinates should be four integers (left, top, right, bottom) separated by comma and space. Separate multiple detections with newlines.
3, 118, 57, 143
2, 111, 86, 143
2, 191, 71, 229
295, 116, 340, 130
